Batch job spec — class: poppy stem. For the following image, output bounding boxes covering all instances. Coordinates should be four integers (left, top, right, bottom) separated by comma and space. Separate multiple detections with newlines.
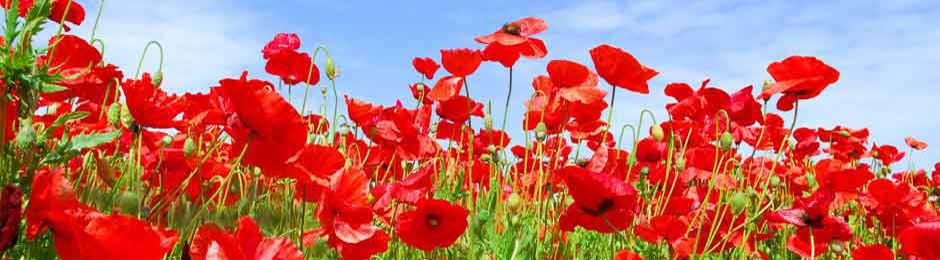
133, 40, 164, 80
89, 0, 105, 42
500, 66, 513, 137
464, 77, 473, 129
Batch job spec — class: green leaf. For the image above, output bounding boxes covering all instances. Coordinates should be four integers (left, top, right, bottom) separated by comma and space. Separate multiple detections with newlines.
38, 82, 66, 93
43, 111, 88, 136
4, 0, 19, 45
68, 130, 122, 151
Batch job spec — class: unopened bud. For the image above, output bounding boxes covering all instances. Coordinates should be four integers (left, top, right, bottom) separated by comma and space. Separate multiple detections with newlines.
325, 56, 337, 80
651, 124, 664, 141
119, 104, 134, 128
729, 192, 749, 214
720, 132, 733, 151
117, 191, 141, 214
507, 193, 522, 211
534, 122, 547, 142
107, 103, 121, 126
183, 138, 196, 157
152, 71, 164, 88
161, 136, 173, 147
485, 115, 493, 130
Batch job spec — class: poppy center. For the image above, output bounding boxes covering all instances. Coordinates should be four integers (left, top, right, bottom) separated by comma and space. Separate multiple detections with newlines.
502, 23, 521, 35
801, 213, 825, 228
580, 198, 615, 217
426, 214, 441, 228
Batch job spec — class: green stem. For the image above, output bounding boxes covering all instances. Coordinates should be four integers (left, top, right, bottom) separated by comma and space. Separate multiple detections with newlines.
500, 66, 513, 135
89, 0, 105, 41
134, 40, 164, 79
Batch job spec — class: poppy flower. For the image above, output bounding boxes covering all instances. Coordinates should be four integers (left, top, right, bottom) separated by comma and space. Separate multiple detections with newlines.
764, 190, 852, 258
905, 136, 928, 151
427, 76, 464, 102
613, 250, 644, 260
851, 244, 893, 260
436, 95, 484, 125
220, 72, 308, 176
440, 48, 482, 77
262, 33, 301, 59
558, 166, 637, 233
122, 73, 184, 128
264, 49, 319, 86
475, 17, 548, 67
871, 143, 905, 166
729, 85, 763, 127
409, 83, 432, 104
317, 168, 386, 254
589, 44, 658, 94
395, 198, 469, 251
2, 0, 85, 30
412, 57, 439, 80
862, 178, 926, 232
190, 216, 303, 260
760, 56, 839, 111
899, 221, 940, 259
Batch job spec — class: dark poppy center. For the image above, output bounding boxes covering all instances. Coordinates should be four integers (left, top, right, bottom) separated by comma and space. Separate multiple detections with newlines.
502, 23, 521, 35
425, 214, 441, 228
580, 198, 615, 217
801, 213, 825, 228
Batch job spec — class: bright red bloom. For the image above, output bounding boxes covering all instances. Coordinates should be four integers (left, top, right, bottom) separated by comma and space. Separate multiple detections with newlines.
871, 143, 905, 166
852, 244, 893, 260
220, 72, 308, 176
760, 56, 839, 111
122, 73, 184, 128
395, 198, 469, 251
317, 168, 389, 259
862, 178, 926, 232
905, 136, 928, 151
411, 57, 439, 80
427, 76, 464, 102
664, 80, 730, 122
559, 166, 637, 233
265, 50, 318, 86
190, 217, 303, 260
262, 33, 301, 59
900, 222, 940, 259
729, 85, 763, 127
589, 44, 658, 94
764, 190, 852, 258
613, 250, 644, 260
475, 17, 548, 67
435, 95, 484, 124
2, 0, 85, 30
440, 48, 482, 77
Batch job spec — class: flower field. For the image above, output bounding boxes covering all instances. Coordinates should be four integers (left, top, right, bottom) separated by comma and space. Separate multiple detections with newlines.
1, 1, 939, 259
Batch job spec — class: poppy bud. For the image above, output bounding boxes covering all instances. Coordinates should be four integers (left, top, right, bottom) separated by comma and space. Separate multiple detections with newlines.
729, 192, 748, 214
183, 137, 196, 157
761, 80, 773, 93
120, 104, 134, 128
152, 71, 164, 88
839, 130, 850, 137
769, 175, 782, 187
325, 56, 338, 80
95, 154, 117, 187
480, 153, 492, 163
339, 123, 350, 135
507, 193, 522, 211
651, 124, 664, 141
117, 191, 141, 215
487, 145, 497, 154
720, 132, 733, 151
675, 158, 686, 170
485, 114, 493, 130
534, 122, 547, 142
829, 240, 845, 254
161, 136, 173, 147
640, 166, 650, 176
0, 185, 22, 254
107, 103, 121, 126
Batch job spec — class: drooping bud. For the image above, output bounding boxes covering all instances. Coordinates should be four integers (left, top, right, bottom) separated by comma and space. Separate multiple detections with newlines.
95, 154, 117, 187
120, 104, 134, 128
107, 103, 121, 126
720, 132, 734, 151
534, 122, 548, 142
161, 136, 173, 147
325, 56, 338, 80
480, 153, 492, 163
183, 137, 196, 157
651, 124, 664, 141
729, 192, 749, 214
0, 185, 22, 254
152, 70, 164, 88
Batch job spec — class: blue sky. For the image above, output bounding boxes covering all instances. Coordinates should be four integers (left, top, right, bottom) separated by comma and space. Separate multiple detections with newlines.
48, 0, 940, 166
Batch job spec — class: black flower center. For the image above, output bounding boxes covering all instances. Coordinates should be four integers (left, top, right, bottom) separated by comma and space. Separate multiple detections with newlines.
502, 23, 521, 35
580, 198, 615, 217
426, 214, 441, 228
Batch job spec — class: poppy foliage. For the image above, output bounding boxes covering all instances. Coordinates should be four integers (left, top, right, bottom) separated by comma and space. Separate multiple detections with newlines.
0, 2, 936, 260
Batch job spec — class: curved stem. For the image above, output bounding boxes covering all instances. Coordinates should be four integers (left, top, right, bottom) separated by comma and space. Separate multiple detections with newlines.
617, 124, 636, 149
134, 40, 165, 79
89, 0, 105, 41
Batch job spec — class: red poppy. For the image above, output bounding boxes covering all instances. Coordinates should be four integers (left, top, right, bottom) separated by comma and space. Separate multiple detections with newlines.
220, 72, 308, 175
317, 168, 388, 258
589, 44, 658, 94
440, 48, 482, 77
475, 17, 548, 67
122, 73, 184, 128
900, 221, 940, 259
558, 166, 637, 233
862, 178, 925, 232
190, 216, 303, 260
730, 85, 763, 127
427, 76, 464, 102
1, 0, 85, 30
262, 33, 301, 59
851, 244, 893, 260
871, 143, 905, 166
760, 56, 839, 111
412, 57, 439, 80
905, 136, 928, 151
664, 80, 730, 122
436, 95, 484, 125
265, 49, 319, 86
764, 190, 852, 258
633, 215, 687, 246
613, 250, 644, 260
395, 198, 469, 251
409, 83, 432, 104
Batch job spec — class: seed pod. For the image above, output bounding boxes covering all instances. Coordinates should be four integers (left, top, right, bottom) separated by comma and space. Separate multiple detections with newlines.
117, 191, 141, 215
651, 124, 664, 141
120, 104, 134, 128
0, 185, 22, 254
507, 193, 522, 211
729, 192, 749, 214
161, 136, 173, 147
107, 103, 121, 126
